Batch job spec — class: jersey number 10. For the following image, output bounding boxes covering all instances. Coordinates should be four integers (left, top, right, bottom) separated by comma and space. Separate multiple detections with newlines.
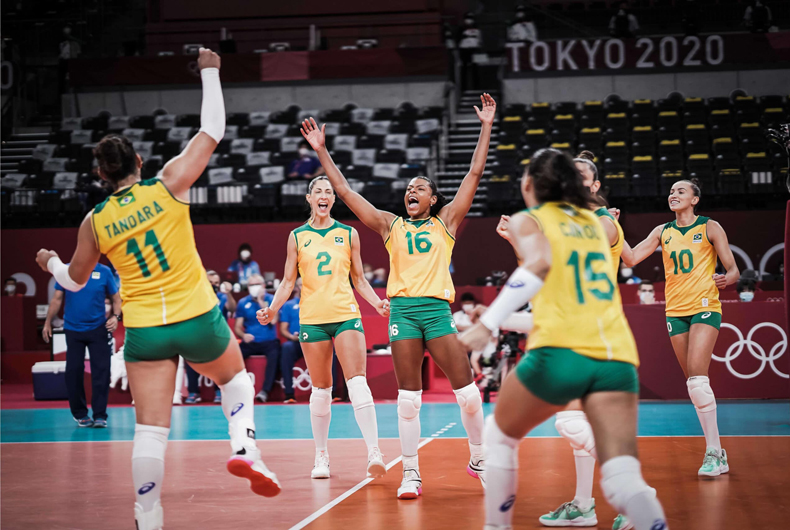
566, 250, 615, 304
126, 229, 170, 278
669, 249, 694, 275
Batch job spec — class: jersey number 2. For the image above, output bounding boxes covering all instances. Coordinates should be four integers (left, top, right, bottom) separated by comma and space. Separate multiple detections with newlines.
567, 250, 615, 304
126, 229, 170, 278
317, 251, 332, 276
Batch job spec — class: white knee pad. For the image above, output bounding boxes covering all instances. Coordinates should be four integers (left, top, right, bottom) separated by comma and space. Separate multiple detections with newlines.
397, 389, 422, 422
132, 424, 169, 461
454, 382, 483, 415
600, 456, 652, 514
347, 376, 374, 411
555, 411, 597, 458
310, 387, 332, 417
687, 376, 716, 413
483, 415, 520, 470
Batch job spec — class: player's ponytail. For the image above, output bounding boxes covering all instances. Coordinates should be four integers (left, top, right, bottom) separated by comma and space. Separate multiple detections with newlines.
573, 150, 598, 182
415, 176, 447, 217
93, 134, 139, 187
529, 148, 591, 209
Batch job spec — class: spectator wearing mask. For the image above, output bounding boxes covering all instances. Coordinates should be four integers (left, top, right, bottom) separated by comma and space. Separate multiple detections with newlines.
507, 6, 539, 43
42, 262, 121, 428
288, 141, 324, 179
228, 243, 261, 288
3, 277, 23, 296
185, 270, 238, 404
278, 278, 303, 404
619, 262, 641, 284
452, 292, 486, 332
744, 0, 773, 33
637, 280, 656, 305
609, 2, 640, 38
235, 274, 281, 403
363, 263, 387, 288
737, 278, 756, 302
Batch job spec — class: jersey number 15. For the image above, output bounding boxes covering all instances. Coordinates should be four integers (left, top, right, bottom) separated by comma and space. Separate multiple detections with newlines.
566, 250, 615, 304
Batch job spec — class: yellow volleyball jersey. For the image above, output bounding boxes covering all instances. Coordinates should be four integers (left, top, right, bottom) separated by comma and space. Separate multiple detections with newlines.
595, 207, 624, 277
522, 202, 639, 366
660, 216, 721, 316
293, 219, 359, 325
91, 179, 217, 328
385, 216, 455, 302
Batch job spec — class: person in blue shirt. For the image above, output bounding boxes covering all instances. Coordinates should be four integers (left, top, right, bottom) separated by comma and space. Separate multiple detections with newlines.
227, 243, 261, 288
278, 278, 303, 404
287, 141, 324, 179
184, 270, 238, 404
234, 274, 281, 403
42, 262, 121, 427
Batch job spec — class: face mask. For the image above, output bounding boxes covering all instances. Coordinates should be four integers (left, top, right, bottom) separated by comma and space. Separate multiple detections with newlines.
248, 285, 262, 298
240, 250, 251, 261
212, 284, 219, 293
5, 285, 15, 294
105, 303, 112, 314
364, 272, 374, 281
621, 267, 633, 278
462, 303, 474, 314
298, 148, 309, 157
739, 291, 754, 302
639, 291, 655, 305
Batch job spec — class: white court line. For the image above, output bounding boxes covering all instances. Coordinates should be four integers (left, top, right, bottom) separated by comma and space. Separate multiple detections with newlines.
287, 422, 458, 530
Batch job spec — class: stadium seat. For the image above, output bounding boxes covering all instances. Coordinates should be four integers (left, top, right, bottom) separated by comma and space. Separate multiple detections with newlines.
501, 115, 524, 136
684, 124, 710, 155
578, 128, 602, 153
603, 172, 629, 198
687, 153, 714, 181
631, 126, 656, 157
744, 152, 773, 193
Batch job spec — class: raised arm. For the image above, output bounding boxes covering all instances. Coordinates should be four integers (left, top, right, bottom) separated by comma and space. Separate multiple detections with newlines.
621, 224, 663, 267
301, 118, 396, 239
349, 228, 390, 317
439, 94, 496, 235
257, 235, 298, 325
36, 212, 101, 291
708, 220, 740, 289
159, 48, 224, 201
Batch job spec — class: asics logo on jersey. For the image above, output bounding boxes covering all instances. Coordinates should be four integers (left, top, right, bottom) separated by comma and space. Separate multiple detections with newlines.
500, 495, 516, 512
665, 236, 672, 245
231, 403, 244, 416
304, 240, 312, 248
701, 312, 711, 319
508, 280, 525, 288
138, 482, 156, 495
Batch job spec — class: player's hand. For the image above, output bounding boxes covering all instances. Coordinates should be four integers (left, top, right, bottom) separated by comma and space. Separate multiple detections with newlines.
197, 47, 221, 70
220, 281, 233, 294
106, 315, 119, 333
608, 208, 621, 221
712, 273, 727, 290
300, 118, 326, 151
474, 93, 497, 126
496, 215, 512, 241
376, 299, 391, 318
36, 249, 58, 272
459, 321, 493, 352
243, 333, 255, 343
42, 321, 52, 343
256, 307, 273, 325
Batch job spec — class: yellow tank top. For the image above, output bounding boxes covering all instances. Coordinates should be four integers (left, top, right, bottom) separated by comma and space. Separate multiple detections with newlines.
660, 216, 721, 316
91, 179, 217, 328
385, 216, 455, 302
522, 202, 639, 366
293, 219, 360, 325
595, 207, 624, 277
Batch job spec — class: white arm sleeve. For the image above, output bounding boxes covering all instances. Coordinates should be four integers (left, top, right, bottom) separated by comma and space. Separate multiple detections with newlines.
500, 311, 534, 333
47, 257, 87, 292
198, 68, 225, 143
480, 267, 543, 331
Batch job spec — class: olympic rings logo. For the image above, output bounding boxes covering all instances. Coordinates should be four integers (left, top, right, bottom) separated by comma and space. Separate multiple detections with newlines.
714, 323, 788, 380
275, 367, 313, 392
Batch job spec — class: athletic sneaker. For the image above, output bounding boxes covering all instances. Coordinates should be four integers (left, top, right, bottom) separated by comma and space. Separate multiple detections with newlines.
367, 446, 386, 478
397, 468, 422, 499
93, 418, 107, 428
612, 514, 633, 530
283, 395, 297, 404
134, 500, 163, 530
467, 457, 486, 488
699, 447, 729, 477
311, 450, 330, 479
255, 391, 268, 403
185, 393, 201, 404
332, 396, 343, 403
539, 500, 597, 527
74, 417, 94, 427
226, 446, 282, 497
214, 389, 222, 404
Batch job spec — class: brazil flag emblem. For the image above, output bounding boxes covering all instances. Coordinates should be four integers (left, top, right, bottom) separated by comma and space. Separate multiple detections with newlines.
118, 194, 136, 207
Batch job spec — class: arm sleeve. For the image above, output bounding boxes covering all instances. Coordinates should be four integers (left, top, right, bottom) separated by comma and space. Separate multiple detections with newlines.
198, 68, 225, 143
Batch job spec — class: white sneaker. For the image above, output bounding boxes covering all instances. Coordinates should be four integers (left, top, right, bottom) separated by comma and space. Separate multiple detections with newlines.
311, 450, 330, 479
468, 457, 485, 488
172, 393, 182, 405
367, 446, 386, 478
397, 468, 422, 499
134, 501, 163, 530
226, 446, 282, 497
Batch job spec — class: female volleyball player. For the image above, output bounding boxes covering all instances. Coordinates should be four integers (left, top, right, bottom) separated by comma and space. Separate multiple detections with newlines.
461, 148, 668, 530
256, 175, 390, 480
299, 93, 495, 499
621, 179, 739, 477
35, 48, 280, 530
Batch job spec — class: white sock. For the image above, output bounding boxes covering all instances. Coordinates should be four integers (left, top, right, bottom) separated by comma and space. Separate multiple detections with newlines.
310, 387, 332, 452
483, 415, 520, 528
218, 370, 257, 453
397, 389, 422, 458
454, 382, 484, 450
687, 376, 721, 452
601, 456, 667, 530
132, 424, 169, 513
573, 454, 595, 510
347, 376, 379, 450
